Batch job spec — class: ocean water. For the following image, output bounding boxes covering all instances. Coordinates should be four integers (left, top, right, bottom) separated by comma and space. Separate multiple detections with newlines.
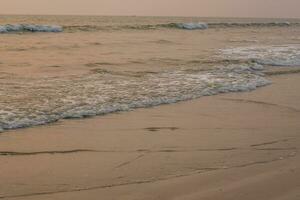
0, 15, 300, 132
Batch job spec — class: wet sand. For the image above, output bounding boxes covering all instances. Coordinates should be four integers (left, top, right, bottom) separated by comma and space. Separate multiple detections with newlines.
0, 73, 299, 200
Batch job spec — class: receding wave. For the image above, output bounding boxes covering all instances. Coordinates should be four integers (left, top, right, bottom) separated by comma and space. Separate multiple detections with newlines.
0, 64, 269, 132
0, 24, 63, 33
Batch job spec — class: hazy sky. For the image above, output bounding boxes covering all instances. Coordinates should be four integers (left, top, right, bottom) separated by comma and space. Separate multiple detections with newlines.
1, 0, 299, 18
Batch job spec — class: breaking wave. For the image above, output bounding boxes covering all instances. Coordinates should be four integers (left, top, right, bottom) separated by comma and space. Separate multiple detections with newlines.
0, 24, 63, 33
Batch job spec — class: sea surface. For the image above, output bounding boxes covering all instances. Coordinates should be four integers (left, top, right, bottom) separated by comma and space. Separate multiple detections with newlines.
0, 15, 300, 132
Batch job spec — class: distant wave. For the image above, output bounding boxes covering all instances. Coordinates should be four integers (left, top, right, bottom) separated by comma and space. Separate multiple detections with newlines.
208, 21, 292, 28
1, 21, 296, 34
62, 21, 299, 32
155, 21, 294, 29
0, 24, 63, 33
64, 22, 208, 32
122, 23, 208, 30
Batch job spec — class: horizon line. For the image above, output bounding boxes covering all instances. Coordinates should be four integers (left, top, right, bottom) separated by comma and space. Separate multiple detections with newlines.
0, 13, 299, 20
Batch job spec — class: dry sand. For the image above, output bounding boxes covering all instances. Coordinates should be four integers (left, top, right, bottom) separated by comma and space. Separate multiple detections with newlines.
0, 73, 299, 200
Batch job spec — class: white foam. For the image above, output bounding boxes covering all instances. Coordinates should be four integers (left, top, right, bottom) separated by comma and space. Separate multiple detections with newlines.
0, 24, 63, 33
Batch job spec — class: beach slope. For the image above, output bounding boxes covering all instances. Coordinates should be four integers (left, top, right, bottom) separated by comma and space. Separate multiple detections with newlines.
0, 73, 299, 200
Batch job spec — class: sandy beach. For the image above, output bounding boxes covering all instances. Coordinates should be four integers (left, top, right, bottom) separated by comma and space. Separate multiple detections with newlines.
0, 72, 299, 200
1, 3, 300, 200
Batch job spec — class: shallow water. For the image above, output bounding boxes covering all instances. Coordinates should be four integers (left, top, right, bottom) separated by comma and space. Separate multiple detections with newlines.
0, 15, 300, 131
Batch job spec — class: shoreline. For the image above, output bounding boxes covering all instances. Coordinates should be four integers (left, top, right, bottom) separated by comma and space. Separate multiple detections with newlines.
1, 67, 299, 135
0, 73, 299, 200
